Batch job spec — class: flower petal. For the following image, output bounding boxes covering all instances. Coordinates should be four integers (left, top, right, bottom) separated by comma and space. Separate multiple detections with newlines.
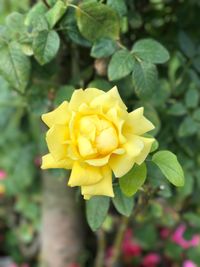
46, 124, 68, 161
125, 107, 155, 135
41, 153, 73, 169
42, 101, 69, 128
135, 137, 154, 165
68, 162, 102, 186
69, 88, 104, 111
109, 135, 144, 177
81, 166, 114, 198
85, 155, 110, 166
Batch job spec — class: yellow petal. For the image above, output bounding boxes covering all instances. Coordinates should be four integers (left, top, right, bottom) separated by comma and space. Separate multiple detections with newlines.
90, 86, 127, 112
81, 166, 114, 197
96, 127, 118, 155
85, 155, 110, 166
125, 107, 155, 135
69, 88, 104, 111
109, 135, 144, 177
68, 162, 102, 186
41, 153, 73, 169
77, 135, 97, 158
46, 124, 68, 161
42, 101, 69, 128
135, 137, 154, 165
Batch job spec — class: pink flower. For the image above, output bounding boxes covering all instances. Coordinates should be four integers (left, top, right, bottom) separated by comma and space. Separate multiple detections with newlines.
9, 264, 18, 267
183, 260, 197, 267
142, 253, 161, 267
34, 156, 42, 167
0, 170, 6, 180
122, 229, 142, 259
21, 264, 29, 267
172, 224, 200, 249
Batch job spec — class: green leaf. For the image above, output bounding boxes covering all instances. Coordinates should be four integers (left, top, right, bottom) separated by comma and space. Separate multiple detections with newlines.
25, 2, 48, 27
178, 31, 195, 58
108, 49, 135, 81
152, 150, 184, 187
33, 30, 60, 65
0, 42, 30, 92
185, 87, 199, 109
178, 116, 198, 137
86, 196, 110, 231
119, 163, 147, 196
107, 0, 127, 16
132, 38, 170, 64
132, 60, 158, 99
54, 85, 75, 105
168, 102, 187, 116
91, 38, 117, 58
193, 108, 200, 122
112, 185, 134, 216
45, 0, 67, 29
76, 2, 120, 42
6, 12, 26, 36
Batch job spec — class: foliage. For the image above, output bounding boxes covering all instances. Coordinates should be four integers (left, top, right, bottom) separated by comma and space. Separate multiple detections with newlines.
0, 0, 200, 266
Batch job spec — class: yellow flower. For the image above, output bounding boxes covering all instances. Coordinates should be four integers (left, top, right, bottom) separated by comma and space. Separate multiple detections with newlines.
41, 87, 154, 199
0, 184, 5, 195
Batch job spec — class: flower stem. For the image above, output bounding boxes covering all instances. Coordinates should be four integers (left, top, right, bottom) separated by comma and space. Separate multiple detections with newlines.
94, 229, 106, 267
107, 216, 129, 267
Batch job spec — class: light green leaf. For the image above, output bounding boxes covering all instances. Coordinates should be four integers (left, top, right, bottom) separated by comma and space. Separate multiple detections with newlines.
25, 2, 48, 27
0, 42, 31, 92
76, 2, 120, 42
86, 196, 110, 231
45, 0, 67, 29
6, 12, 26, 36
152, 150, 184, 187
132, 60, 158, 99
108, 49, 135, 81
91, 37, 117, 58
119, 163, 147, 197
33, 30, 60, 65
112, 185, 134, 216
107, 0, 127, 16
193, 108, 200, 122
132, 38, 170, 64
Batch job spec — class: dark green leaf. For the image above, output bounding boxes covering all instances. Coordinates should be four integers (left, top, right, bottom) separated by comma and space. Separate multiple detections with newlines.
33, 30, 60, 65
132, 60, 158, 99
178, 31, 195, 58
185, 87, 199, 109
152, 150, 185, 187
193, 108, 200, 122
112, 185, 134, 216
132, 38, 170, 64
108, 49, 135, 81
178, 116, 198, 137
119, 163, 147, 196
54, 85, 75, 105
91, 38, 117, 58
0, 42, 30, 92
76, 2, 120, 42
86, 196, 110, 231
168, 102, 187, 116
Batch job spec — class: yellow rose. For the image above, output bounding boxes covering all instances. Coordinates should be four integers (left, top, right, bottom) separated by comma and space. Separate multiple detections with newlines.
41, 87, 154, 199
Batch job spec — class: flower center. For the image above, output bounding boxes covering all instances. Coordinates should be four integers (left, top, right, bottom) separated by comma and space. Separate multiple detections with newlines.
77, 115, 118, 158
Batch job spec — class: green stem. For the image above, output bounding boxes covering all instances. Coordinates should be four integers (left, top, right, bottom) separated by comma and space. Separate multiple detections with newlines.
94, 229, 106, 267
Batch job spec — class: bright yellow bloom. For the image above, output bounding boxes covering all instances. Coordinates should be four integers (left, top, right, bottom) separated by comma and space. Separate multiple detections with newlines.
41, 87, 154, 199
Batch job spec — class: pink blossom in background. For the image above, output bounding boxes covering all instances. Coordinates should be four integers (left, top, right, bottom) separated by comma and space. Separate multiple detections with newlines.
0, 170, 6, 180
183, 260, 197, 267
122, 229, 142, 259
172, 224, 200, 249
34, 156, 42, 167
69, 264, 80, 267
142, 253, 161, 267
21, 264, 29, 267
9, 264, 18, 267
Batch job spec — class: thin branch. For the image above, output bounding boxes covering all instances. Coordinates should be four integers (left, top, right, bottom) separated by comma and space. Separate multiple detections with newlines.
42, 0, 50, 8
94, 229, 106, 267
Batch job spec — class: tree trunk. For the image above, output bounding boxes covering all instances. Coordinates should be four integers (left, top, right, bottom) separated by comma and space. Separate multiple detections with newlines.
41, 171, 83, 267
